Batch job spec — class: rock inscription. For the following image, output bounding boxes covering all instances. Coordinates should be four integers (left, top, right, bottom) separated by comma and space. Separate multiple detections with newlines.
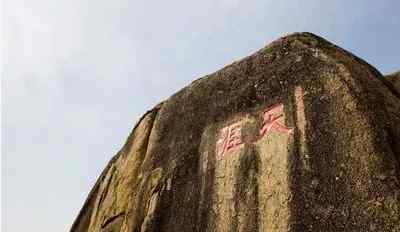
216, 103, 293, 159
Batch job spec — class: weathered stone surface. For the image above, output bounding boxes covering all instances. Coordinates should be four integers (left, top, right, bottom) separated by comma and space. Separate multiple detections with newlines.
387, 71, 400, 92
70, 33, 400, 232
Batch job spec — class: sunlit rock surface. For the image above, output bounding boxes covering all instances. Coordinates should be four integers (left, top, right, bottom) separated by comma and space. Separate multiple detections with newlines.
70, 33, 400, 232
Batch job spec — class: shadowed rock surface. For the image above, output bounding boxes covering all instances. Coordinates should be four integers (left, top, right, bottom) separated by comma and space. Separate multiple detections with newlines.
70, 32, 400, 232
387, 71, 400, 92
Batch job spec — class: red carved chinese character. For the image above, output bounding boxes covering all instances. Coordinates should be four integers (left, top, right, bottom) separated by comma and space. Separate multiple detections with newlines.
259, 104, 293, 137
215, 104, 293, 160
216, 121, 244, 159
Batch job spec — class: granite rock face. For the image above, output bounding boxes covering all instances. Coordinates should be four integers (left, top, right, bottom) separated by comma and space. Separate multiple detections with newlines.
70, 33, 400, 232
387, 71, 400, 92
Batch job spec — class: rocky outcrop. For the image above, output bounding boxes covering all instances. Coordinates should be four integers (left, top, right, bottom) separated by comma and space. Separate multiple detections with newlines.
387, 71, 400, 92
70, 33, 400, 232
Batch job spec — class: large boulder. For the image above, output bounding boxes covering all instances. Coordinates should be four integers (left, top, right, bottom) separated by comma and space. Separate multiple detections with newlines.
70, 32, 400, 232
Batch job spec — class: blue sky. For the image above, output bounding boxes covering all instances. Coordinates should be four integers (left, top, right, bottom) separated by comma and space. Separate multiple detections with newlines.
2, 0, 399, 231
